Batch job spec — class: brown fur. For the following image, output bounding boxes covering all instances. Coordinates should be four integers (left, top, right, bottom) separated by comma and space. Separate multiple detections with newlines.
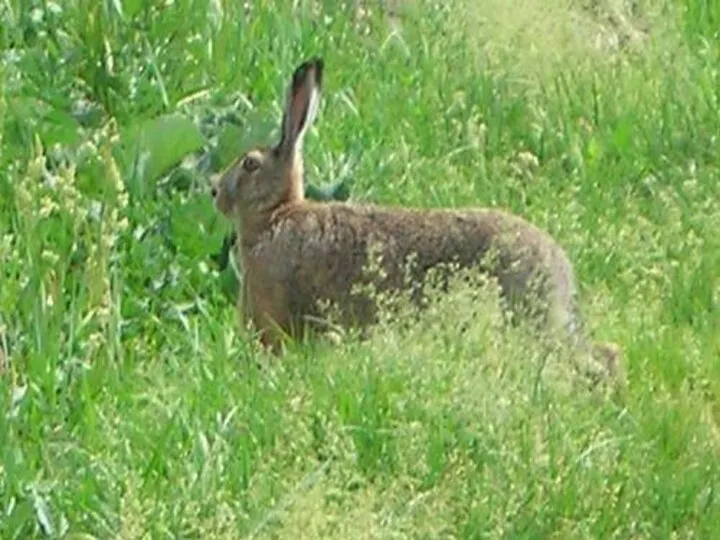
211, 58, 622, 382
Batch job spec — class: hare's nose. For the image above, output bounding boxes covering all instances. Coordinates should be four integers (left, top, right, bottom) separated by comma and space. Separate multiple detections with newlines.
210, 174, 221, 198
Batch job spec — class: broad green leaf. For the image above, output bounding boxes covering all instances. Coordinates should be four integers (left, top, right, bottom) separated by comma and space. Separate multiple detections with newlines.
120, 113, 206, 186
214, 113, 277, 168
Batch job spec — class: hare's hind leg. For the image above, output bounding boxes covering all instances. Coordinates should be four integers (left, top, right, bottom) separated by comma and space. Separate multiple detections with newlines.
591, 340, 624, 383
535, 276, 622, 386
551, 301, 625, 388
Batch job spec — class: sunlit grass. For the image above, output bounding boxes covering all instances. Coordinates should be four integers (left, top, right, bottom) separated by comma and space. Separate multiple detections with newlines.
1, 0, 718, 537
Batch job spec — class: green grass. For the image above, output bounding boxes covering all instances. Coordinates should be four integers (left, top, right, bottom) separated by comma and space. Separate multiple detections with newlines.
1, 0, 719, 537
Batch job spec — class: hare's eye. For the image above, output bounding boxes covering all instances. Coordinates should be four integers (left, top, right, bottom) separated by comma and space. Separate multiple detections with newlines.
242, 156, 260, 172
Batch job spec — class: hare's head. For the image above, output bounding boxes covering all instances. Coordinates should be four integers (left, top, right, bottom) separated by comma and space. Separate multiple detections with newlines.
212, 58, 324, 220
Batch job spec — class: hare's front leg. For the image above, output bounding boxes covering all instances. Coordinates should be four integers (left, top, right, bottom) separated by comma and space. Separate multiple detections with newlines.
245, 279, 293, 355
236, 279, 253, 334
235, 279, 277, 352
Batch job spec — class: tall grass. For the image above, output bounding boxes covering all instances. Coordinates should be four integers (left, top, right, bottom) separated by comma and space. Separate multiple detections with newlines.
1, 0, 718, 537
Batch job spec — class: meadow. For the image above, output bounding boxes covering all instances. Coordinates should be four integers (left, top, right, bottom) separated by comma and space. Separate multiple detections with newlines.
0, 0, 719, 537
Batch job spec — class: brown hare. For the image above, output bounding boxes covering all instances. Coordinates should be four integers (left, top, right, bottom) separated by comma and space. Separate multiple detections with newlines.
211, 57, 621, 382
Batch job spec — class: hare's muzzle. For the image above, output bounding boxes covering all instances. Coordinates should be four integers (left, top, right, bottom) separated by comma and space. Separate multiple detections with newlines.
210, 174, 220, 199
210, 174, 232, 216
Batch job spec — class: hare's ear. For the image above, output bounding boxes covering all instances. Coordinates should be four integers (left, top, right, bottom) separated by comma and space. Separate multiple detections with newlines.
276, 57, 324, 159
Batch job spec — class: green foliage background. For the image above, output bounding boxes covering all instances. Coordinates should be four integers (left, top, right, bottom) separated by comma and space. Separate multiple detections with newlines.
0, 0, 718, 537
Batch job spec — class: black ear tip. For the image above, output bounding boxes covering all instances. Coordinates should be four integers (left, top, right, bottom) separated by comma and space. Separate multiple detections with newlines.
304, 56, 324, 68
293, 57, 325, 85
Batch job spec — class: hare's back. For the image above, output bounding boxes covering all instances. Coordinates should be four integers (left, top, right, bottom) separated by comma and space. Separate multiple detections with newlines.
341, 203, 577, 321
260, 201, 577, 334
276, 202, 572, 291
337, 203, 565, 271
